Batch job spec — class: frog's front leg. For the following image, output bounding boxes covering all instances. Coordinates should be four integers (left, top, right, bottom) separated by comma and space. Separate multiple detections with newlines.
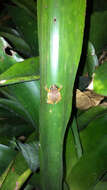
45, 86, 50, 92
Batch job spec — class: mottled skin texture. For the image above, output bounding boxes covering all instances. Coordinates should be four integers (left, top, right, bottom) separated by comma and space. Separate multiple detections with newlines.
45, 85, 62, 104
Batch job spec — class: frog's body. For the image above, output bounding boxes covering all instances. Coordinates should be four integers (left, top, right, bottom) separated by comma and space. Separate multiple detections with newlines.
45, 84, 62, 104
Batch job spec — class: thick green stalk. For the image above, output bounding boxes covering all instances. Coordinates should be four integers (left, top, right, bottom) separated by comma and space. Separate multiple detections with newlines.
37, 0, 86, 189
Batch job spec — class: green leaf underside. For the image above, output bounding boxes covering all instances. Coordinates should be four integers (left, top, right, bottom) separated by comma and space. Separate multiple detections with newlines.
18, 141, 39, 172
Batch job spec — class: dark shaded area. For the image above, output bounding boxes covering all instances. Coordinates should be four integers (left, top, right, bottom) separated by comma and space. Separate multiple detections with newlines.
5, 46, 13, 56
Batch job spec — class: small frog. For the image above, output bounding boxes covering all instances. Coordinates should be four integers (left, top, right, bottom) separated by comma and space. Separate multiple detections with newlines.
45, 84, 62, 104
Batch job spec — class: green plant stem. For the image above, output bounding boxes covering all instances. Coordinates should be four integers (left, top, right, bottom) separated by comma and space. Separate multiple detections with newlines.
37, 0, 86, 189
72, 118, 83, 159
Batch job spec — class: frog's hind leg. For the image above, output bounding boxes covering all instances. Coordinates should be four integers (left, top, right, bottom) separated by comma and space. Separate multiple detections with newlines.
58, 85, 63, 91
55, 95, 62, 104
47, 99, 54, 104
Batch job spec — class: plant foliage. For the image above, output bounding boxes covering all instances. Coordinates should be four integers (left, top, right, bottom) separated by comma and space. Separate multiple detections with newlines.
0, 0, 106, 190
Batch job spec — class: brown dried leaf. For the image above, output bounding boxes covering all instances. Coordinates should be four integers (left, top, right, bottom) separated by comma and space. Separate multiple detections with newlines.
76, 89, 104, 110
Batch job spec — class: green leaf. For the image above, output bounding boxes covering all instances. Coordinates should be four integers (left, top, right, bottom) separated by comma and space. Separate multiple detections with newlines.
77, 105, 107, 130
64, 182, 69, 190
0, 144, 16, 175
80, 112, 107, 154
4, 81, 40, 129
0, 57, 40, 86
65, 127, 78, 180
0, 26, 20, 37
65, 106, 107, 180
0, 118, 34, 138
93, 0, 107, 12
11, 0, 37, 18
0, 166, 31, 190
0, 133, 36, 189
0, 98, 32, 124
7, 5, 38, 56
0, 161, 13, 188
94, 181, 107, 190
93, 62, 107, 96
67, 136, 107, 190
0, 136, 11, 146
83, 41, 98, 78
89, 11, 107, 54
18, 141, 39, 172
0, 86, 18, 101
66, 107, 107, 189
71, 118, 82, 159
24, 184, 34, 190
14, 169, 32, 190
28, 173, 41, 189
0, 107, 17, 118
0, 37, 23, 74
38, 0, 86, 189
65, 106, 107, 181
0, 32, 32, 57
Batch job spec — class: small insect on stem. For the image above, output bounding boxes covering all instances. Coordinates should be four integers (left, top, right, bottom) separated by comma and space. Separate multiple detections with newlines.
45, 84, 62, 104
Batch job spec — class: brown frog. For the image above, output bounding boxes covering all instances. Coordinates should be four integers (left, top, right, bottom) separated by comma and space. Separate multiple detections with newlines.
45, 84, 62, 104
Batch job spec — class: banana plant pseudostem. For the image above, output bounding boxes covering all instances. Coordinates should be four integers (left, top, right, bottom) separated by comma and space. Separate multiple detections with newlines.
37, 0, 86, 189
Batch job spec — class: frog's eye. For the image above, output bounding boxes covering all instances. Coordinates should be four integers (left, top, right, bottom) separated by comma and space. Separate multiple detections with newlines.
53, 85, 58, 89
